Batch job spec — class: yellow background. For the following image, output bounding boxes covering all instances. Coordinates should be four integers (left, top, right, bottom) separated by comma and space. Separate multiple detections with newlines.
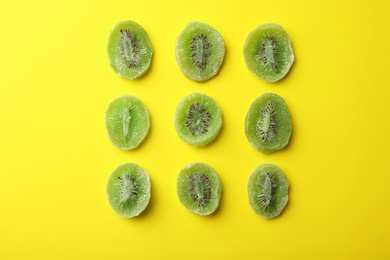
1, 0, 389, 258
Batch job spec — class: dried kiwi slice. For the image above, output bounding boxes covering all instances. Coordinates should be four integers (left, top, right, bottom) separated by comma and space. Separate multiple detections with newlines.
105, 95, 150, 150
243, 23, 294, 82
107, 20, 153, 80
245, 93, 291, 153
177, 162, 222, 216
174, 93, 222, 147
247, 164, 289, 219
106, 163, 151, 218
175, 21, 225, 82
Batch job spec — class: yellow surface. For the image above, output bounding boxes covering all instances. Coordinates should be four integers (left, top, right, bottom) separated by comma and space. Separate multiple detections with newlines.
1, 0, 390, 259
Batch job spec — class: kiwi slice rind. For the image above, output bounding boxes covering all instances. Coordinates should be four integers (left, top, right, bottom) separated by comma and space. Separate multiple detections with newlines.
247, 164, 289, 219
106, 163, 151, 218
174, 93, 222, 147
107, 20, 153, 80
175, 21, 225, 82
243, 23, 294, 82
105, 95, 150, 150
245, 92, 292, 153
177, 162, 222, 216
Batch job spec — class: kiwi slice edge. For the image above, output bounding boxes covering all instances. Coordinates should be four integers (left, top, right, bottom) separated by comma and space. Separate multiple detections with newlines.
107, 20, 153, 80
245, 92, 292, 153
174, 92, 222, 147
243, 23, 294, 83
175, 21, 226, 82
247, 163, 289, 219
106, 163, 151, 218
176, 162, 222, 216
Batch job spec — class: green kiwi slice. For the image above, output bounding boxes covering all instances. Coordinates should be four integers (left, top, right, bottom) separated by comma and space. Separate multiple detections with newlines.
247, 164, 289, 219
106, 163, 151, 218
177, 162, 222, 216
245, 92, 292, 153
174, 93, 222, 146
243, 23, 294, 82
107, 20, 153, 80
175, 21, 225, 82
105, 95, 150, 150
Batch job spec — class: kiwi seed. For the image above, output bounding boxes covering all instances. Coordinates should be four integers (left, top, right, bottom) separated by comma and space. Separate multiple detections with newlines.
258, 172, 277, 209
185, 102, 212, 136
257, 101, 277, 142
119, 29, 141, 68
188, 173, 212, 207
257, 36, 279, 73
190, 33, 211, 70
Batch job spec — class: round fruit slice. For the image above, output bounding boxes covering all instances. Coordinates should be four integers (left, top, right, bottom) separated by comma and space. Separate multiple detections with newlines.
106, 163, 151, 218
175, 21, 225, 82
247, 164, 289, 219
105, 95, 150, 150
177, 162, 222, 216
245, 92, 291, 153
174, 93, 222, 147
107, 20, 153, 80
243, 23, 294, 82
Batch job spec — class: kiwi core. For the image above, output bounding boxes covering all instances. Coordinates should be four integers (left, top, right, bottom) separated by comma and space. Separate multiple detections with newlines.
259, 172, 277, 209
186, 102, 211, 136
188, 173, 211, 207
119, 174, 138, 203
120, 108, 132, 136
190, 34, 210, 70
257, 102, 277, 142
258, 36, 279, 72
120, 29, 140, 68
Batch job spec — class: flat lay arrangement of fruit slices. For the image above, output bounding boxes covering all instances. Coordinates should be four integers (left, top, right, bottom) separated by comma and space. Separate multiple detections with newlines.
105, 20, 295, 219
